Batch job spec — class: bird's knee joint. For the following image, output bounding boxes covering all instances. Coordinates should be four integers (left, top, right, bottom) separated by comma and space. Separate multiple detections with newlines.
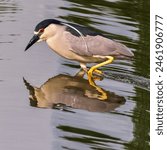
106, 56, 114, 63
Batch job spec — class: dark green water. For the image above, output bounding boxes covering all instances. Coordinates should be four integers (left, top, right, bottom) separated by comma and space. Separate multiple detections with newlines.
0, 0, 149, 150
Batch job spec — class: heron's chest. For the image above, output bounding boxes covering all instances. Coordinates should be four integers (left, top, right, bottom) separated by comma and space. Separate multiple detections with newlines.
46, 36, 74, 59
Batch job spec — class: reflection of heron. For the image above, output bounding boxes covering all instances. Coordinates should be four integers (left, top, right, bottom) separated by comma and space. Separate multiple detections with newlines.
25, 19, 134, 84
23, 73, 125, 112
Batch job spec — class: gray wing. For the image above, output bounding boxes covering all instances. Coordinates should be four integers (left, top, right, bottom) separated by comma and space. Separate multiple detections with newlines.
64, 31, 133, 58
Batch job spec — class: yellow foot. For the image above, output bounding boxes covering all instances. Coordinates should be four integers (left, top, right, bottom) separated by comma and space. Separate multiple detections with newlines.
87, 56, 114, 80
88, 68, 103, 81
94, 69, 103, 75
88, 68, 93, 78
93, 69, 103, 80
87, 73, 107, 100
88, 68, 103, 77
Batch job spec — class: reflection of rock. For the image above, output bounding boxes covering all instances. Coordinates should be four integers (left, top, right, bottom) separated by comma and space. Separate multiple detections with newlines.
23, 74, 125, 112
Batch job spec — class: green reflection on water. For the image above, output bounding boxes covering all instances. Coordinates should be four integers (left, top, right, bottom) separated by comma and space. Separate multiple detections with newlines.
58, 0, 150, 149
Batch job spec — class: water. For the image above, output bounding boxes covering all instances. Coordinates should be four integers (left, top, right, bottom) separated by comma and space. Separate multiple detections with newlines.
0, 0, 149, 150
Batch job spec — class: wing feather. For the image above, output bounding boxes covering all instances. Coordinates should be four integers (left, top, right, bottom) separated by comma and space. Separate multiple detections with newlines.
64, 31, 133, 58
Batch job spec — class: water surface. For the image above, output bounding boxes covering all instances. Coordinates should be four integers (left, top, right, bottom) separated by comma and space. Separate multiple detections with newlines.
0, 0, 149, 150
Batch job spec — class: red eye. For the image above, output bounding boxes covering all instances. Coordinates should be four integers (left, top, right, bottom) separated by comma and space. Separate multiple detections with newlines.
39, 28, 44, 33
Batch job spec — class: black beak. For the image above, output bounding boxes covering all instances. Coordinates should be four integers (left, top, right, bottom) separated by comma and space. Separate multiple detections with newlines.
25, 34, 39, 51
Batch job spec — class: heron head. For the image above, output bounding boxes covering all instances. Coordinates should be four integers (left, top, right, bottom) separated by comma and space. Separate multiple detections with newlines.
25, 19, 62, 51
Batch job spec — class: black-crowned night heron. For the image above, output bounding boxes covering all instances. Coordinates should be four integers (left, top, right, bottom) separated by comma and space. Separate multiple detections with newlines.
25, 19, 134, 81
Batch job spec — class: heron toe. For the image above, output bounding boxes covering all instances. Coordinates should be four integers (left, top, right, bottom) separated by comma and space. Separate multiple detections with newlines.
92, 69, 104, 81
94, 69, 103, 75
87, 67, 103, 82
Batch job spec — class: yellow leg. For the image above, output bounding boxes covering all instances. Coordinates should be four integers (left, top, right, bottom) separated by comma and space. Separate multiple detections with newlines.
93, 69, 103, 77
88, 56, 114, 81
87, 56, 114, 100
88, 76, 108, 100
94, 69, 103, 75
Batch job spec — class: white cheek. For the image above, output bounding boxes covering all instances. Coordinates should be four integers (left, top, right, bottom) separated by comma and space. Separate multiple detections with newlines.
39, 33, 47, 41
37, 39, 44, 42
34, 31, 38, 35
